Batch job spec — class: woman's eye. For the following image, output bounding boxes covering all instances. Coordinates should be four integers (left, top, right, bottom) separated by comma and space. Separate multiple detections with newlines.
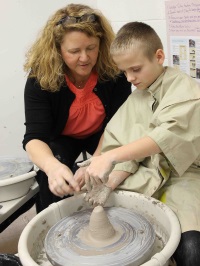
70, 51, 79, 54
87, 47, 95, 51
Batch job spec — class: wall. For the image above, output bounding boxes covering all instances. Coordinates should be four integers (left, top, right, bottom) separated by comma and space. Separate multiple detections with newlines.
0, 0, 168, 158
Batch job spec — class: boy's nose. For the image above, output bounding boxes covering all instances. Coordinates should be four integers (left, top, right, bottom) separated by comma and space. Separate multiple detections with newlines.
126, 73, 136, 83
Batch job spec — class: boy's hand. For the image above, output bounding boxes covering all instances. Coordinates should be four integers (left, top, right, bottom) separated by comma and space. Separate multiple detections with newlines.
83, 170, 130, 206
77, 155, 115, 191
84, 183, 112, 206
77, 159, 91, 167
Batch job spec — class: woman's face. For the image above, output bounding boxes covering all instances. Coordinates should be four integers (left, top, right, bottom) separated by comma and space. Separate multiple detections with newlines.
61, 31, 100, 79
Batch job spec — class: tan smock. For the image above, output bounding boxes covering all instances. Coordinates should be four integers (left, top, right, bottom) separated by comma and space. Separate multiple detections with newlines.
102, 66, 200, 232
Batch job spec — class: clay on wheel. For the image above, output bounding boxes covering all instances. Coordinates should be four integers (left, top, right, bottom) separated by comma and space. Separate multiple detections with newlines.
45, 206, 156, 266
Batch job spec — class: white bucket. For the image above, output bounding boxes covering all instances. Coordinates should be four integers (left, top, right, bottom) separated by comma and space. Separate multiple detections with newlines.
0, 156, 36, 202
18, 191, 181, 266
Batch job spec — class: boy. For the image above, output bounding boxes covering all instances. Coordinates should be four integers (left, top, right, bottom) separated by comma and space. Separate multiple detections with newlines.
79, 22, 200, 265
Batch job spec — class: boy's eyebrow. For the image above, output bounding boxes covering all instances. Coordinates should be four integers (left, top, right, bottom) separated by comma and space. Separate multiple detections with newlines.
118, 64, 142, 72
121, 65, 142, 71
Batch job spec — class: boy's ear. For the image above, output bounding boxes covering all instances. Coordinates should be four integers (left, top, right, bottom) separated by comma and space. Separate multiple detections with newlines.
155, 49, 165, 64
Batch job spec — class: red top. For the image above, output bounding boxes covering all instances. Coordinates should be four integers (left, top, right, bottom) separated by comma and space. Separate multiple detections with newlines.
62, 72, 105, 138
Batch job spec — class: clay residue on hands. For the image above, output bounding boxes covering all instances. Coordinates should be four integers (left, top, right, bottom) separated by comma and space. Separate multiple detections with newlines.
83, 170, 130, 207
84, 184, 112, 206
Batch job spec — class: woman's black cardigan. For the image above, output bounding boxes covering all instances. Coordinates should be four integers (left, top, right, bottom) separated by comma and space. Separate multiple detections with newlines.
23, 74, 132, 149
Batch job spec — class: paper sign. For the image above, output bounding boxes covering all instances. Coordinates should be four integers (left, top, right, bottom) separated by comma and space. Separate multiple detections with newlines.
165, 0, 200, 81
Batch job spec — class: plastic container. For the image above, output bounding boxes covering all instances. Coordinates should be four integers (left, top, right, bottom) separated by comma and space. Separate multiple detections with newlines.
0, 157, 36, 202
0, 171, 37, 202
18, 190, 181, 266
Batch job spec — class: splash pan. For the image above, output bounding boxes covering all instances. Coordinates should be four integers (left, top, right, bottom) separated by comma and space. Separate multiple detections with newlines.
18, 191, 181, 266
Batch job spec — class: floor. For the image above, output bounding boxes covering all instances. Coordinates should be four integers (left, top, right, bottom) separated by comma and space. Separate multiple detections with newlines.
0, 205, 36, 254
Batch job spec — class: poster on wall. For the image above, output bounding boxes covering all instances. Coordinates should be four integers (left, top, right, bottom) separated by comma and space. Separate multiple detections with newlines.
165, 0, 200, 82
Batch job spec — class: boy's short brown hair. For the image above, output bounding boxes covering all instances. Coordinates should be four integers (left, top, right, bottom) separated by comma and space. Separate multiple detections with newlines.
110, 21, 163, 60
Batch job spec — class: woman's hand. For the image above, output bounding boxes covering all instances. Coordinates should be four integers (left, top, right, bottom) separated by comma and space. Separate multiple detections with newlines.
73, 166, 87, 188
47, 161, 80, 197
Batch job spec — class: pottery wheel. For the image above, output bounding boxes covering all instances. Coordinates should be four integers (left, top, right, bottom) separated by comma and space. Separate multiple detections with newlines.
45, 206, 155, 266
0, 156, 33, 180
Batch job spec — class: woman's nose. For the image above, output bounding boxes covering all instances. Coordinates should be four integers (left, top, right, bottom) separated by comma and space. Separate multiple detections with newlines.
79, 51, 89, 61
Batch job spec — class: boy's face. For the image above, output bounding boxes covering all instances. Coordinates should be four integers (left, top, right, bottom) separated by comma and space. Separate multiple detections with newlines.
112, 48, 165, 90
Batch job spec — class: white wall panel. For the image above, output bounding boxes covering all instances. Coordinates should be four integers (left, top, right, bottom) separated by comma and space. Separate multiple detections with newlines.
0, 0, 169, 157
97, 0, 166, 21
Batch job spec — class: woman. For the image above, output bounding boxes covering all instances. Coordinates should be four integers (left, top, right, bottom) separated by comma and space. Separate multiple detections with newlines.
23, 4, 131, 211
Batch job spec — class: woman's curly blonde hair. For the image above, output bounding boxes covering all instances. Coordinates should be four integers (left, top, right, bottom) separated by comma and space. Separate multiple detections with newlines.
24, 4, 119, 92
